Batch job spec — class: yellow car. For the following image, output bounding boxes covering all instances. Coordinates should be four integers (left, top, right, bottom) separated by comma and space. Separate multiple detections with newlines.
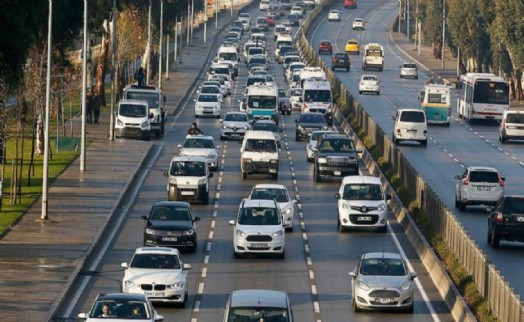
345, 39, 360, 55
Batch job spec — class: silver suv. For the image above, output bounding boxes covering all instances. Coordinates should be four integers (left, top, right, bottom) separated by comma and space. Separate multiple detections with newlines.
399, 62, 418, 79
454, 166, 505, 211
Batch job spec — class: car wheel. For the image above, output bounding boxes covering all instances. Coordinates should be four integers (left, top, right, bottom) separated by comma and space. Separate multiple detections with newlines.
272, 172, 278, 180
487, 229, 492, 244
337, 218, 345, 232
490, 231, 500, 248
459, 200, 466, 211
202, 193, 209, 205
277, 250, 285, 259
241, 171, 247, 180
314, 166, 321, 182
296, 134, 300, 141
377, 91, 380, 95
234, 251, 241, 259
379, 223, 387, 233
405, 304, 414, 313
454, 195, 460, 208
352, 299, 361, 312
421, 140, 427, 147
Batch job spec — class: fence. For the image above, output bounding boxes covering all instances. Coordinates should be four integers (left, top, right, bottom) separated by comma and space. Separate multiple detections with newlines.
295, 0, 524, 321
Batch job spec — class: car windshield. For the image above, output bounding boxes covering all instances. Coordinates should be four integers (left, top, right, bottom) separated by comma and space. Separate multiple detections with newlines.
362, 76, 377, 81
360, 257, 407, 276
125, 92, 159, 108
227, 307, 289, 322
253, 122, 279, 132
198, 94, 219, 102
130, 253, 181, 269
170, 161, 206, 176
225, 113, 248, 122
119, 104, 147, 117
304, 89, 331, 103
238, 207, 281, 225
90, 300, 151, 319
342, 184, 383, 201
201, 86, 220, 94
244, 139, 277, 152
251, 188, 289, 202
183, 138, 215, 148
290, 89, 302, 96
300, 114, 325, 123
150, 206, 191, 221
319, 138, 355, 153
399, 111, 425, 122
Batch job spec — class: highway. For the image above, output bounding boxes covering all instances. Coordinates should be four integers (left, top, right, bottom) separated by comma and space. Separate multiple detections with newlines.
56, 2, 460, 322
308, 0, 524, 300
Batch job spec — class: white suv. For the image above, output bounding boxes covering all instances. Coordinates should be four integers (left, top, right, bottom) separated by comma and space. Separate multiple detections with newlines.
229, 199, 285, 258
454, 166, 505, 211
336, 176, 391, 233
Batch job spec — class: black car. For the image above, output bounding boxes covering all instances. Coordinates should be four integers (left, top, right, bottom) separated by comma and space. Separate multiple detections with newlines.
295, 112, 328, 141
78, 293, 163, 321
142, 201, 201, 252
288, 14, 300, 26
332, 53, 350, 71
487, 195, 524, 248
313, 133, 362, 182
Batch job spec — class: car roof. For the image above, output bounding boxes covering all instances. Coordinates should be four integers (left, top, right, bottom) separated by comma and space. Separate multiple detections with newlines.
185, 134, 215, 141
153, 200, 191, 208
398, 108, 424, 113
362, 252, 402, 260
466, 166, 499, 172
229, 289, 289, 308
347, 39, 359, 43
254, 119, 277, 125
170, 155, 207, 163
244, 130, 277, 140
252, 183, 288, 190
341, 175, 382, 185
134, 246, 181, 256
241, 199, 279, 208
96, 293, 148, 302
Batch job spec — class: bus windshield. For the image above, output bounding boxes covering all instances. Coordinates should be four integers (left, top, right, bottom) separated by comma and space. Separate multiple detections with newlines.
248, 96, 276, 109
473, 81, 509, 105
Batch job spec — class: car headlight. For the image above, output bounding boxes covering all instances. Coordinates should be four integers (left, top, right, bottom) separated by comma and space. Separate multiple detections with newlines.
297, 126, 304, 130
145, 228, 158, 235
282, 208, 292, 215
183, 229, 195, 236
378, 203, 386, 211
317, 157, 327, 164
169, 177, 177, 185
272, 230, 283, 237
322, 126, 328, 130
124, 280, 136, 288
236, 229, 247, 237
117, 119, 124, 126
207, 154, 217, 160
222, 125, 227, 129
342, 202, 352, 210
270, 159, 279, 164
357, 280, 371, 291
243, 126, 248, 130
141, 120, 149, 128
400, 281, 412, 291
167, 281, 185, 289
198, 178, 206, 185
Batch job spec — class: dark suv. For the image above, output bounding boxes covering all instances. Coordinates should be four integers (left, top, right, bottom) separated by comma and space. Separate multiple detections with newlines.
313, 134, 362, 182
487, 195, 524, 248
332, 53, 350, 71
295, 112, 328, 141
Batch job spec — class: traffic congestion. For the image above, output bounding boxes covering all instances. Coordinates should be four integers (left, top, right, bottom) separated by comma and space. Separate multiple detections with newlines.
63, 0, 524, 321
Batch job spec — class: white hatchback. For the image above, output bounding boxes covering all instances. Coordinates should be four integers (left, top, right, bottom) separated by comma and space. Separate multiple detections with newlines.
229, 199, 285, 258
352, 17, 364, 30
454, 166, 505, 211
328, 10, 341, 22
359, 74, 381, 95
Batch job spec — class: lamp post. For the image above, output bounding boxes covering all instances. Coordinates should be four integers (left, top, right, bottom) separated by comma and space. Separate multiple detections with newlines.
109, 0, 116, 140
230, 0, 233, 17
398, 0, 401, 33
190, 0, 194, 45
187, 2, 190, 44
442, 0, 445, 68
159, 0, 164, 89
215, 0, 218, 29
204, 0, 207, 43
147, 0, 152, 84
41, 0, 53, 221
407, 0, 410, 41
80, 0, 87, 171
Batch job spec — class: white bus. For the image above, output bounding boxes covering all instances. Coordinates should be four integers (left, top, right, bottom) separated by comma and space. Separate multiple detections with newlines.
457, 73, 510, 122
246, 83, 279, 125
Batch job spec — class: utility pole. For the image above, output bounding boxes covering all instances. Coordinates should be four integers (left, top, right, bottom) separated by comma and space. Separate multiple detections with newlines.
165, 34, 169, 80
191, 0, 195, 45
407, 0, 410, 41
398, 0, 401, 33
41, 0, 53, 221
204, 0, 207, 43
187, 2, 190, 44
109, 0, 116, 140
159, 0, 164, 89
147, 0, 152, 84
215, 0, 218, 29
442, 0, 445, 68
80, 0, 87, 172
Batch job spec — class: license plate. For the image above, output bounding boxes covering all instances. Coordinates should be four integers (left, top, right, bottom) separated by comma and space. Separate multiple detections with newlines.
146, 291, 165, 297
251, 243, 268, 248
517, 217, 524, 222
334, 171, 341, 176
407, 129, 417, 132
163, 237, 177, 242
338, 59, 345, 62
376, 298, 394, 304
181, 191, 194, 195
231, 133, 240, 136
269, 169, 277, 173
477, 186, 491, 191
357, 216, 371, 221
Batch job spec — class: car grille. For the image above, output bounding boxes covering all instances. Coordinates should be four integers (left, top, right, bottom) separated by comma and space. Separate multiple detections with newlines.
350, 205, 379, 213
246, 235, 272, 242
326, 156, 352, 167
151, 230, 184, 237
369, 290, 400, 298
308, 108, 325, 114
141, 284, 167, 291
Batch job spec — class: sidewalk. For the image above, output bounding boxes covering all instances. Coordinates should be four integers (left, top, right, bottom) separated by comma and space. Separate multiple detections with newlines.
0, 5, 247, 322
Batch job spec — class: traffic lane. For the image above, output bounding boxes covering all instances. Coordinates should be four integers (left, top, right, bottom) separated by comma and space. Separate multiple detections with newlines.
288, 140, 451, 321
312, 0, 524, 299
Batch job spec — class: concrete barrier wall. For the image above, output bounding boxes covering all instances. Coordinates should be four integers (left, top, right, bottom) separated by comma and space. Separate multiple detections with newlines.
294, 1, 524, 321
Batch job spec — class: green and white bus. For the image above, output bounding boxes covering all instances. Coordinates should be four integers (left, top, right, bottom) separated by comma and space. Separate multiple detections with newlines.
418, 84, 451, 126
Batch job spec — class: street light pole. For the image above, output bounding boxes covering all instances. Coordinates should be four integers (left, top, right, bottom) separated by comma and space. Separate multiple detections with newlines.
204, 0, 207, 43
215, 0, 218, 29
147, 0, 152, 84
109, 0, 116, 141
442, 0, 445, 68
80, 0, 87, 172
187, 2, 190, 44
159, 0, 163, 89
41, 0, 53, 221
398, 0, 401, 33
230, 0, 233, 17
407, 0, 410, 41
191, 0, 194, 45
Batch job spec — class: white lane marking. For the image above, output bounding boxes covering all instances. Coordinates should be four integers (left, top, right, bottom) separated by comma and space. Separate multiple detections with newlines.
198, 283, 205, 294
208, 231, 214, 239
313, 302, 320, 314
311, 285, 317, 295
201, 267, 207, 278
206, 242, 212, 252
309, 270, 315, 279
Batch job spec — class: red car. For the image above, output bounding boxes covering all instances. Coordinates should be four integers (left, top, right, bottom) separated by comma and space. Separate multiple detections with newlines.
344, 0, 357, 9
267, 16, 275, 26
318, 40, 333, 55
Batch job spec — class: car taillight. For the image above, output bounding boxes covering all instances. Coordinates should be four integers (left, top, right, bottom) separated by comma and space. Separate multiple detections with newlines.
501, 119, 506, 129
303, 102, 308, 111
498, 175, 505, 187
495, 212, 504, 223
463, 175, 470, 185
328, 103, 332, 111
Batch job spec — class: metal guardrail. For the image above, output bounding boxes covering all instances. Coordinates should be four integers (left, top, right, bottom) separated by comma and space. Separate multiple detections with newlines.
294, 1, 524, 322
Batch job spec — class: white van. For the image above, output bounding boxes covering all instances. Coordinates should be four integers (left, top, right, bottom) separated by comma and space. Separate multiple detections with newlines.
392, 109, 428, 147
123, 85, 166, 137
259, 0, 270, 11
164, 156, 213, 204
274, 34, 293, 60
115, 99, 151, 141
240, 130, 279, 180
499, 110, 524, 143
217, 46, 239, 77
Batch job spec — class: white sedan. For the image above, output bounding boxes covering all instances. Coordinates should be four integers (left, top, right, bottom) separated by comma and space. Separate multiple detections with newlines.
248, 183, 297, 231
352, 17, 365, 30
359, 74, 381, 95
328, 10, 341, 22
121, 247, 192, 307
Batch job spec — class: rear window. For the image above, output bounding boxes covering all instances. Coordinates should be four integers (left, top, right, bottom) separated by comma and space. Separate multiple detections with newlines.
400, 111, 425, 123
506, 113, 524, 123
321, 41, 331, 46
403, 63, 417, 68
469, 171, 499, 183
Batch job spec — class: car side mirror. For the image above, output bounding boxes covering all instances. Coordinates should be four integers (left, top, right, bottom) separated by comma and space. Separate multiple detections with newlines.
348, 271, 356, 278
121, 262, 129, 268
501, 177, 506, 181
410, 272, 418, 280
140, 215, 148, 220
194, 216, 201, 222
164, 170, 168, 177
177, 144, 182, 148
454, 175, 461, 180
356, 148, 363, 154
183, 263, 193, 270
335, 193, 341, 199
385, 194, 392, 200
294, 119, 299, 123
228, 220, 236, 225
